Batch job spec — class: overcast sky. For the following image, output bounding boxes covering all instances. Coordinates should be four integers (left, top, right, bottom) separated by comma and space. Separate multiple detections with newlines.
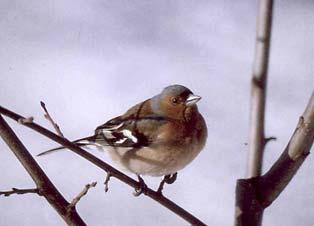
0, 1, 313, 226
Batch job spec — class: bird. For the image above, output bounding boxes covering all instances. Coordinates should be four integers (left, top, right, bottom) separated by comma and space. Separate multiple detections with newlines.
38, 84, 207, 193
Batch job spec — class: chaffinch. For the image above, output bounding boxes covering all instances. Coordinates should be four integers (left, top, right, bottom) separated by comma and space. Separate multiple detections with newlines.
38, 85, 207, 190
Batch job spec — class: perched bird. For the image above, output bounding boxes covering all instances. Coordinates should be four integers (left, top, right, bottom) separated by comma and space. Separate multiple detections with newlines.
38, 85, 207, 193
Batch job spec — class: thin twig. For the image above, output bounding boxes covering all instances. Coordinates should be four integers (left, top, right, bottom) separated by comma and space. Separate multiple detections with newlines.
0, 187, 40, 197
0, 114, 86, 226
0, 105, 206, 226
68, 182, 97, 212
40, 101, 64, 137
104, 172, 111, 192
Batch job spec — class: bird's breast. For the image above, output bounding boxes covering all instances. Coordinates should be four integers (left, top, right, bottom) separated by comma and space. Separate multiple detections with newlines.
105, 113, 207, 177
106, 133, 204, 177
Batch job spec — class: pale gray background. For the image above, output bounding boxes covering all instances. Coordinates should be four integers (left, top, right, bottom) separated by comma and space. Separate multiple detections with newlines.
0, 0, 313, 226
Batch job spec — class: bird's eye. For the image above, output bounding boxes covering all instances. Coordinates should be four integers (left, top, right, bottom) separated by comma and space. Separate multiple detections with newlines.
171, 97, 178, 104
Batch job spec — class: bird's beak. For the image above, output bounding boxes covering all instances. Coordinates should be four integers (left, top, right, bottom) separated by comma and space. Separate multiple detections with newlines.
186, 94, 201, 106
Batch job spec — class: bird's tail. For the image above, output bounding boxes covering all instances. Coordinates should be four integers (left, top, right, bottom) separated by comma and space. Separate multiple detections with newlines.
37, 135, 99, 157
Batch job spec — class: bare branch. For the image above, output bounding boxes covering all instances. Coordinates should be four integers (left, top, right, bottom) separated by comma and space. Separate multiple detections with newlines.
247, 0, 274, 178
68, 182, 97, 211
0, 105, 206, 226
40, 101, 64, 137
0, 187, 40, 197
235, 178, 264, 226
104, 172, 111, 192
258, 92, 314, 206
235, 91, 314, 226
0, 114, 86, 226
236, 1, 273, 225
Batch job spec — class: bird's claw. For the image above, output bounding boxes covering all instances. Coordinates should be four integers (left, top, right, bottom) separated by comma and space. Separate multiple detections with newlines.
157, 172, 178, 194
164, 172, 177, 184
133, 175, 147, 197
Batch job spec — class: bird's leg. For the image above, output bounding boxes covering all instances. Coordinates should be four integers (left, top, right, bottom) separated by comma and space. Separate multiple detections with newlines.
157, 178, 167, 194
157, 172, 178, 194
133, 174, 147, 197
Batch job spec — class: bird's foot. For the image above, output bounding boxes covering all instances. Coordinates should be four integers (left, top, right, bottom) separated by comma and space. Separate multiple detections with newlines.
164, 172, 177, 184
133, 175, 147, 197
157, 172, 178, 195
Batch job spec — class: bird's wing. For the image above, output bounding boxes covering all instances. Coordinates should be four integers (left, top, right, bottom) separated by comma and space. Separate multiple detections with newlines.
95, 115, 168, 148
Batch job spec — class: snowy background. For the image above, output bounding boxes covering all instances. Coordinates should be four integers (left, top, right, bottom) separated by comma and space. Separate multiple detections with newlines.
0, 0, 313, 225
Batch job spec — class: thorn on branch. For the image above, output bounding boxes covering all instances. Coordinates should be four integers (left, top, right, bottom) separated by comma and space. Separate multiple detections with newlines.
104, 172, 111, 192
18, 117, 34, 124
68, 182, 97, 212
40, 101, 64, 137
0, 187, 40, 197
264, 136, 277, 145
252, 76, 266, 89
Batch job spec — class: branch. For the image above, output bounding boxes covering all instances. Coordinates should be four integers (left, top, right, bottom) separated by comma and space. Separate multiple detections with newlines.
235, 91, 314, 226
68, 182, 97, 211
264, 136, 276, 146
0, 114, 86, 226
258, 92, 314, 206
18, 116, 34, 124
0, 187, 40, 197
104, 172, 111, 192
247, 0, 274, 178
237, 1, 274, 224
40, 101, 64, 137
0, 105, 206, 226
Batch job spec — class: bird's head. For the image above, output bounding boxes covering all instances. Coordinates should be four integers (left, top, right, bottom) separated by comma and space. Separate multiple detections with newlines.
151, 85, 202, 121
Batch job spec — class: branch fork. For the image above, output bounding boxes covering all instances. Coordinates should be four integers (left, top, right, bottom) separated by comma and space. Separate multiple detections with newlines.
68, 182, 97, 213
